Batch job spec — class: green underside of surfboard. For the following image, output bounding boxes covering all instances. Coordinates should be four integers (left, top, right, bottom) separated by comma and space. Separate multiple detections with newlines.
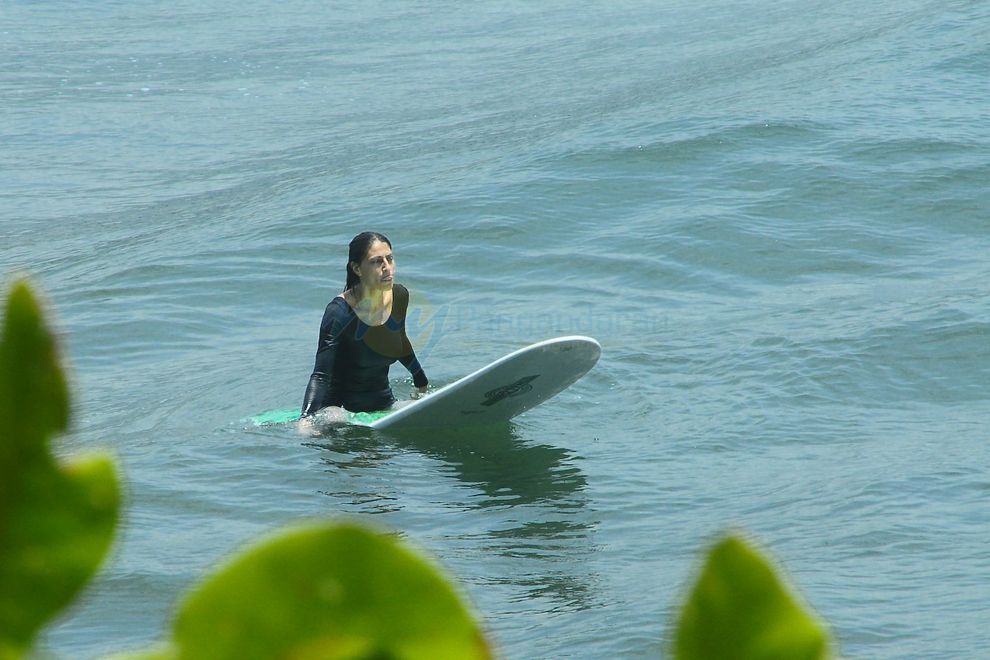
246, 408, 393, 427
347, 409, 393, 425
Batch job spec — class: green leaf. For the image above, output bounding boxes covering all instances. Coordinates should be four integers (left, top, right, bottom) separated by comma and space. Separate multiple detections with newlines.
0, 280, 69, 472
674, 534, 831, 660
0, 279, 121, 654
173, 522, 492, 660
101, 642, 178, 660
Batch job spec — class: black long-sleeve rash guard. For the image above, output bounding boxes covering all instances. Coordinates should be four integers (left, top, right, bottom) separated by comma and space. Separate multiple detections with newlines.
301, 283, 428, 416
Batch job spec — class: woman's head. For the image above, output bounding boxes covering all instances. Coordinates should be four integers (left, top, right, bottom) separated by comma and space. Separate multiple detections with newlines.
345, 231, 394, 291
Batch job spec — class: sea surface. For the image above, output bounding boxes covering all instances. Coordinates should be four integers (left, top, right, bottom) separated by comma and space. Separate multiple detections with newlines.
3, 1, 989, 657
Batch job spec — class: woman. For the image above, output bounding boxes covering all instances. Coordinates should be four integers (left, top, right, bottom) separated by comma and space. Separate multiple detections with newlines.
299, 232, 428, 426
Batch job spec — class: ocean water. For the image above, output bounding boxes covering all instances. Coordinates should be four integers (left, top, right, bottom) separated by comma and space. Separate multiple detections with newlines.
3, 1, 989, 657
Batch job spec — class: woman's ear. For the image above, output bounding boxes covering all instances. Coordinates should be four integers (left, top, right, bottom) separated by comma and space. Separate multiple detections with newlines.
351, 261, 361, 277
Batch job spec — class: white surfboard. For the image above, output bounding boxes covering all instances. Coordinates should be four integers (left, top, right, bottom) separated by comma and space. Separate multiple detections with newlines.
366, 336, 601, 431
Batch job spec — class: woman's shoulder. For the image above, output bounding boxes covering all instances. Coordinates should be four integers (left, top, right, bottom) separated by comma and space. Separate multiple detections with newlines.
392, 283, 411, 315
322, 295, 355, 324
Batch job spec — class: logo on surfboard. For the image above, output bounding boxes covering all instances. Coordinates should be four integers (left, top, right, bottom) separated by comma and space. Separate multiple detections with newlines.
481, 375, 540, 407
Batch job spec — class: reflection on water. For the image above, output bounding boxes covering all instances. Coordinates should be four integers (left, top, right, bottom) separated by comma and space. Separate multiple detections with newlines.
304, 421, 600, 612
498, 571, 599, 613
486, 519, 600, 612
398, 424, 587, 508
489, 520, 593, 556
303, 424, 386, 469
305, 422, 587, 508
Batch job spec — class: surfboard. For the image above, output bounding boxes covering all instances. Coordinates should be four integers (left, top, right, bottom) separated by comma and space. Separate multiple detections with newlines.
369, 335, 600, 431
246, 336, 600, 431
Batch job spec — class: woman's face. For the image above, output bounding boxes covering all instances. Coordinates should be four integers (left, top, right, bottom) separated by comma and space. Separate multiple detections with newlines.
353, 240, 395, 290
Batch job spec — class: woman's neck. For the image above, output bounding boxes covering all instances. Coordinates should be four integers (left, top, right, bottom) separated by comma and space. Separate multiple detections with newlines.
347, 283, 392, 315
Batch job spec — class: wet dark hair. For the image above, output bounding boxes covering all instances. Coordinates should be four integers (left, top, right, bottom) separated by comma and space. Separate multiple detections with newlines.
344, 231, 392, 291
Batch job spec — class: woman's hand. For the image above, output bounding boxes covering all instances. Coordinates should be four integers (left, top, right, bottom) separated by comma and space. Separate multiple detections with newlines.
411, 386, 428, 400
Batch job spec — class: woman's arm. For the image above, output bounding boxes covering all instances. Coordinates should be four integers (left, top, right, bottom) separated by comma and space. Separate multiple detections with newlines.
394, 284, 428, 391
398, 351, 428, 390
300, 301, 348, 416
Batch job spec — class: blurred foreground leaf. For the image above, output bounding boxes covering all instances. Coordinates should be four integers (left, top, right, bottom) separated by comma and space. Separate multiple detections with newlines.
170, 522, 491, 660
0, 279, 120, 656
101, 644, 177, 660
674, 534, 831, 660
101, 643, 176, 660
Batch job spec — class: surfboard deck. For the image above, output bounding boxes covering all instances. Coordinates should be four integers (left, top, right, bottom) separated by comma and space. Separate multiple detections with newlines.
246, 336, 600, 431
